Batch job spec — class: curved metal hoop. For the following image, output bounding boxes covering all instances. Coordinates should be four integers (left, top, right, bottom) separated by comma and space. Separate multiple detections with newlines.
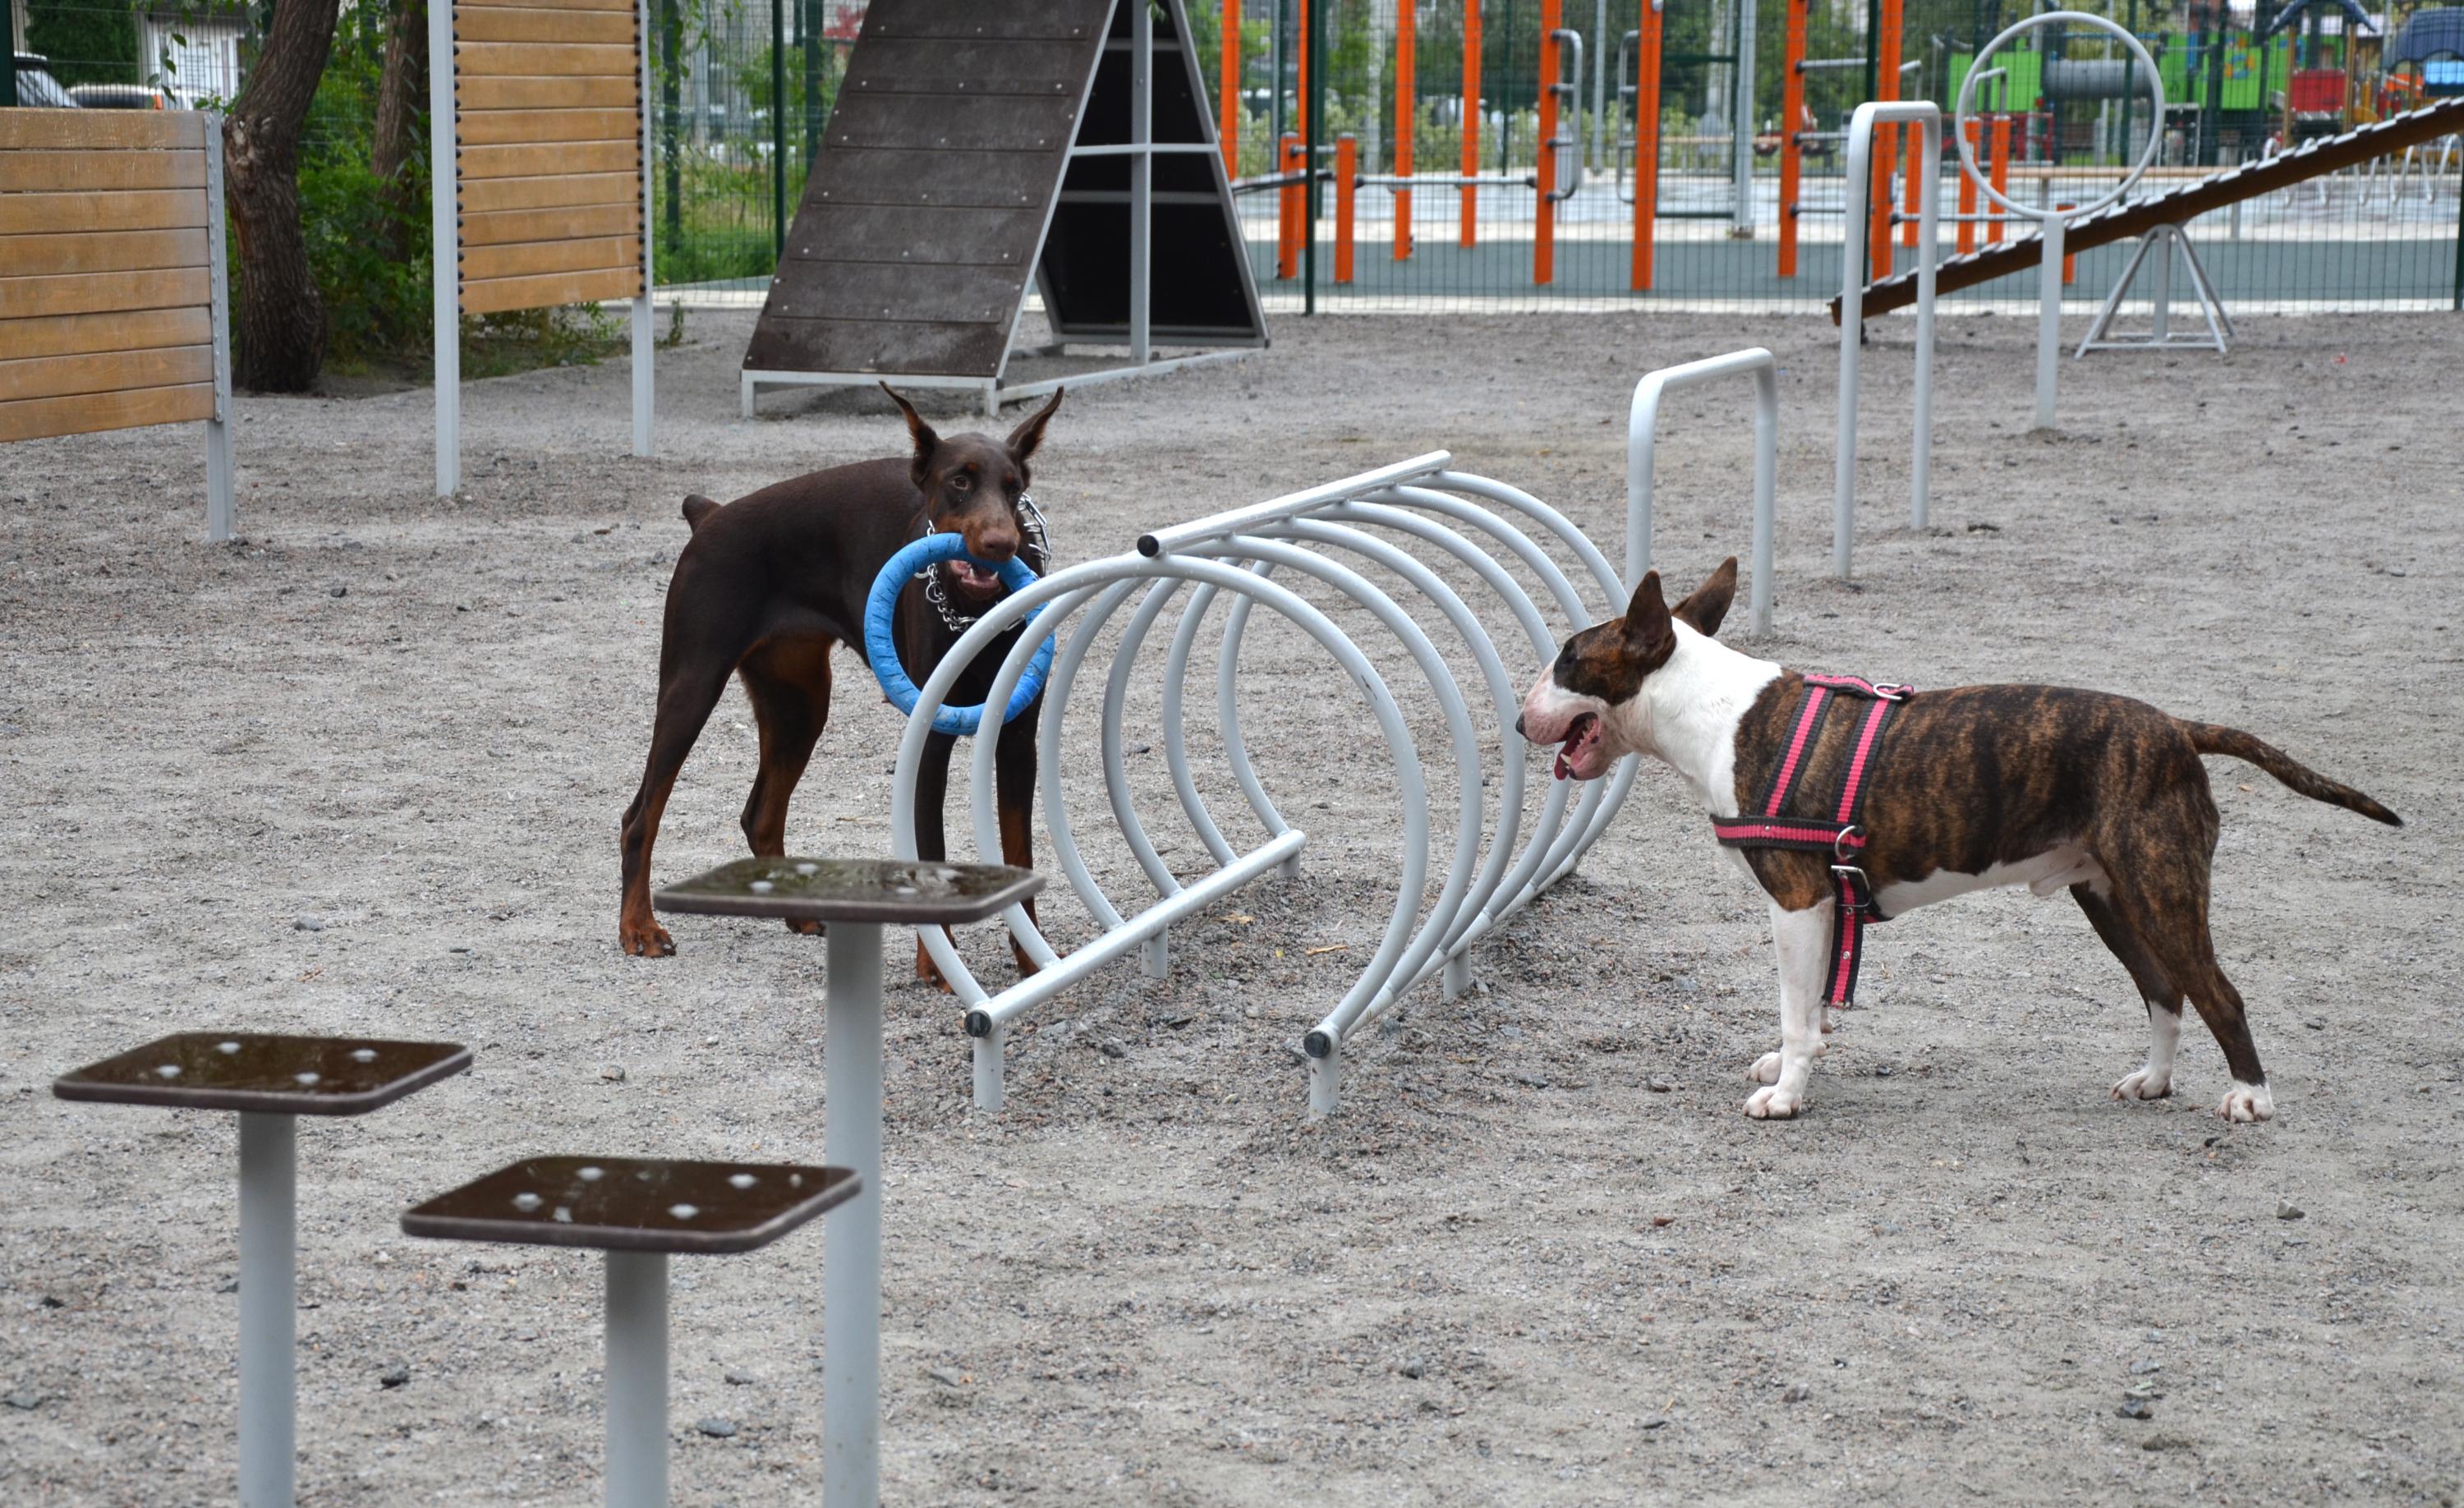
1954, 11, 2166, 224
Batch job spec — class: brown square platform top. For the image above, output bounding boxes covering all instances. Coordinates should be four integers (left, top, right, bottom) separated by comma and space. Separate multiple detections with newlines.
656, 857, 1044, 926
402, 1156, 859, 1255
54, 1032, 471, 1115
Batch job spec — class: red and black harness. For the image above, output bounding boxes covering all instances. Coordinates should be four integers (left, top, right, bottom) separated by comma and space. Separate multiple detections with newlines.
1710, 674, 1912, 1006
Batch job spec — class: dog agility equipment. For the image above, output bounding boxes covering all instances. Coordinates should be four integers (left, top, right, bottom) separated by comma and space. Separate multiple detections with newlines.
742, 0, 1265, 418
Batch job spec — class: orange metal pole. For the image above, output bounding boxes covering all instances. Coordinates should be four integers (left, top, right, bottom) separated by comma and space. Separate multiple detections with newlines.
1279, 132, 1302, 278
1869, 0, 1901, 277
1956, 118, 1978, 255
1221, 0, 1241, 179
1631, 0, 1662, 290
1988, 117, 2010, 245
2058, 202, 2076, 282
1461, 0, 1481, 247
1297, 0, 1308, 107
1335, 134, 1358, 281
1395, 0, 1415, 259
1537, 0, 1559, 284
1778, 0, 1805, 277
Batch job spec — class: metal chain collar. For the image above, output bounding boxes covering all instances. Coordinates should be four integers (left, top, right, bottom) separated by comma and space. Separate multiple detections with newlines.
915, 493, 1051, 633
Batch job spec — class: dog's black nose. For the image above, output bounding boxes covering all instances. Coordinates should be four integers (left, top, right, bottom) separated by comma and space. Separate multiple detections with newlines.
1515, 715, 1526, 738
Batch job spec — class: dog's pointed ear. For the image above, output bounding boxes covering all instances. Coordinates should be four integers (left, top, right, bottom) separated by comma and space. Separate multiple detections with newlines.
1622, 570, 1676, 660
1007, 386, 1063, 463
880, 383, 937, 485
1673, 556, 1739, 638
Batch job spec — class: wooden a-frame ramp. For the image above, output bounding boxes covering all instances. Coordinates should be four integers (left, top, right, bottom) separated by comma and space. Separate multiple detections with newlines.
742, 0, 1266, 418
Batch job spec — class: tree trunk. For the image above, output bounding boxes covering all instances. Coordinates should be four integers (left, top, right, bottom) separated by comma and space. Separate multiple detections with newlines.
372, 0, 428, 254
224, 0, 343, 393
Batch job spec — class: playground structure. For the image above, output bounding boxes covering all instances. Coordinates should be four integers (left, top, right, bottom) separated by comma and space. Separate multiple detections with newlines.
427, 0, 656, 496
0, 110, 234, 540
871, 346, 1818, 1116
740, 0, 1265, 418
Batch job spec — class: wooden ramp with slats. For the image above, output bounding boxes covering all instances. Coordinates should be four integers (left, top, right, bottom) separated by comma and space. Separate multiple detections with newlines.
0, 108, 234, 540
1837, 97, 2464, 323
742, 0, 1266, 417
430, 0, 654, 494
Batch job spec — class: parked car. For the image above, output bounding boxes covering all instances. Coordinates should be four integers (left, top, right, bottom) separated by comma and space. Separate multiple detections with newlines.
70, 82, 200, 111
10, 53, 81, 108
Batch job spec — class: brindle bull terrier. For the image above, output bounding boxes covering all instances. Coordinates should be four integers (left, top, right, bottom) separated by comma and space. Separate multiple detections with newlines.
1518, 558, 2401, 1124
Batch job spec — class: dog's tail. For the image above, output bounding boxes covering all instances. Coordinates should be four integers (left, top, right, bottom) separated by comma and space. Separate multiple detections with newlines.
2182, 722, 2402, 826
681, 494, 721, 532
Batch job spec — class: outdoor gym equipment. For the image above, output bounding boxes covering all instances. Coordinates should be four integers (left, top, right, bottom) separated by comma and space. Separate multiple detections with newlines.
428, 0, 656, 495
1832, 101, 1942, 580
0, 111, 236, 540
875, 351, 1791, 1117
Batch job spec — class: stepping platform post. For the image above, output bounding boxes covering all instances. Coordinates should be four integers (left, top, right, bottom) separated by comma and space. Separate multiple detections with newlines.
655, 857, 1044, 1506
403, 1156, 857, 1508
54, 1032, 472, 1508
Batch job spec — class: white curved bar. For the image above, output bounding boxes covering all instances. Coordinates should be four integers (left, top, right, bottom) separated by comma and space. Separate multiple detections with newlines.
1138, 452, 1453, 558
1038, 579, 1143, 930
1211, 582, 1292, 846
1159, 582, 1243, 868
1627, 347, 1781, 636
1837, 102, 1942, 577
1099, 577, 1196, 901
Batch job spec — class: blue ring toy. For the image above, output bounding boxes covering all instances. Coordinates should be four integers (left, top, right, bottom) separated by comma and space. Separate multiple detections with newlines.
864, 532, 1054, 737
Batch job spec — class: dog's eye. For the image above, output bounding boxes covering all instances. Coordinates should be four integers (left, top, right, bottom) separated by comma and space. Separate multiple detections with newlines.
949, 474, 973, 493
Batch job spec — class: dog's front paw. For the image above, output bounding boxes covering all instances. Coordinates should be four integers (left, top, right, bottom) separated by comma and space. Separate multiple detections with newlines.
1747, 1051, 1784, 1085
2112, 1066, 2172, 1101
620, 917, 676, 957
1745, 1084, 1803, 1120
784, 917, 823, 938
2216, 1082, 2274, 1123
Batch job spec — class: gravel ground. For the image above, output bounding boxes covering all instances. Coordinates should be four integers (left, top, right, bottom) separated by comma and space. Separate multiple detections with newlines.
2, 308, 2458, 1506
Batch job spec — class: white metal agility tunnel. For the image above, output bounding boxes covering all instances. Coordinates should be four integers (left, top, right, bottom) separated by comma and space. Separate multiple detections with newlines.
893, 350, 1788, 1116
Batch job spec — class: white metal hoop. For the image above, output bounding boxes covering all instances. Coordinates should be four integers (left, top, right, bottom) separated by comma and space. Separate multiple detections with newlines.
1953, 11, 2166, 224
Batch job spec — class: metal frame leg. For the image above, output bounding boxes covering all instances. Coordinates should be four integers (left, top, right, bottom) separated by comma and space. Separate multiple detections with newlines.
605, 1250, 669, 1508
1308, 1040, 1341, 1118
237, 1113, 295, 1508
972, 1025, 1006, 1113
824, 922, 883, 1508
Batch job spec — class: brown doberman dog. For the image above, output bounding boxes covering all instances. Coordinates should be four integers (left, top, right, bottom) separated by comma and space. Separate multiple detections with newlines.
618, 385, 1061, 982
1519, 558, 2401, 1124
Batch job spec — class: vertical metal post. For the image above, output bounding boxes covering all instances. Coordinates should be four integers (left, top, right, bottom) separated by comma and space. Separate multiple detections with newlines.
2, 2, 17, 107
770, 0, 786, 258
1778, 0, 1805, 275
237, 1113, 295, 1508
2035, 215, 2064, 427
1140, 932, 1169, 978
1592, 0, 1609, 171
633, 0, 655, 459
1221, 0, 1242, 179
1333, 133, 1356, 280
1835, 104, 1938, 575
2149, 224, 2172, 342
1132, 0, 1152, 364
1631, 0, 1662, 290
823, 922, 883, 1508
430, 0, 460, 498
972, 1025, 1006, 1111
1395, 0, 1415, 259
604, 1250, 669, 1508
2453, 149, 2463, 310
1731, 0, 1757, 237
1303, 0, 1322, 315
1910, 114, 1936, 531
204, 111, 235, 543
1536, 0, 1559, 283
1460, 0, 1480, 246
660, 0, 682, 241
1308, 1041, 1340, 1117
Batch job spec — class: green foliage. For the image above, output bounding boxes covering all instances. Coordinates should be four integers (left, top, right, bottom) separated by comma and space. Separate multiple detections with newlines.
25, 0, 140, 86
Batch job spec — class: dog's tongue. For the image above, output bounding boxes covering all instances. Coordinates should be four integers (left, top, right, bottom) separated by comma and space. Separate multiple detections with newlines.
953, 561, 997, 589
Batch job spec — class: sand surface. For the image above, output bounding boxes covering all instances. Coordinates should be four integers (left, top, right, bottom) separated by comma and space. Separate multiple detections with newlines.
2, 308, 2457, 1506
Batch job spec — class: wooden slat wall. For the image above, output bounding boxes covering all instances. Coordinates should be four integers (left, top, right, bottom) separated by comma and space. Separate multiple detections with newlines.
0, 111, 218, 444
451, 0, 646, 315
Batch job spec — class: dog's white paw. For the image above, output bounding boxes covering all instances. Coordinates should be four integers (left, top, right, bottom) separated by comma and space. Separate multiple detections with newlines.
2216, 1082, 2274, 1123
2112, 1066, 2172, 1102
1745, 1084, 1803, 1120
1747, 1051, 1783, 1085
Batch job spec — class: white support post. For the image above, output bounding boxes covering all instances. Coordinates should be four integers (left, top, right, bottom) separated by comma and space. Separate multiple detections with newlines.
237, 1113, 295, 1508
632, 0, 655, 458
823, 922, 884, 1508
429, 0, 460, 497
1731, 0, 1757, 237
1626, 347, 1781, 633
203, 110, 234, 544
1442, 951, 1473, 1000
1834, 102, 1939, 579
1130, 0, 1153, 368
2148, 219, 2172, 343
2034, 216, 2063, 430
972, 1025, 1006, 1112
603, 1250, 669, 1508
1308, 1041, 1341, 1118
1140, 933, 1169, 978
